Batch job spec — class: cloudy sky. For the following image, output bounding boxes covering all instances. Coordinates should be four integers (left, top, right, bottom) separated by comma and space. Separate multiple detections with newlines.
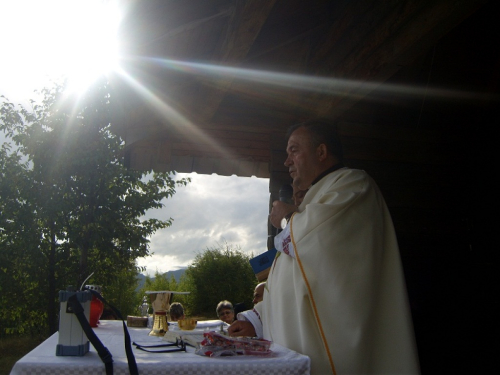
140, 174, 270, 274
0, 1, 272, 275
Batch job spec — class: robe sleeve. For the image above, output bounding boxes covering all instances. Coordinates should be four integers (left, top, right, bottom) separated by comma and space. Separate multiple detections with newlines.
237, 302, 264, 338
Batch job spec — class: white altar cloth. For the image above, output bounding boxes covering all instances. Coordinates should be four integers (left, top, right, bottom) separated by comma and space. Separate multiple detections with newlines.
10, 320, 310, 375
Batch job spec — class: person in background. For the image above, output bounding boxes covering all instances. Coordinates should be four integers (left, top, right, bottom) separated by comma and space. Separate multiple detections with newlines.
229, 119, 419, 374
252, 282, 266, 305
216, 300, 235, 324
169, 302, 185, 321
234, 281, 267, 317
233, 302, 246, 316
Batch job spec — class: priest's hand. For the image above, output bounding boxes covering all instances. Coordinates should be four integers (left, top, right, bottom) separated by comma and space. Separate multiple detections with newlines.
228, 320, 256, 337
270, 200, 297, 229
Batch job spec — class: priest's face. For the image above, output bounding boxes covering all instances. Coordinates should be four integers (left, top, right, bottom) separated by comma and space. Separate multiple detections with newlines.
285, 127, 321, 190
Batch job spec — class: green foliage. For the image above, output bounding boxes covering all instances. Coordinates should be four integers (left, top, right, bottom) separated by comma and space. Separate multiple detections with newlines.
0, 144, 47, 336
100, 265, 141, 318
141, 270, 175, 292
0, 79, 189, 335
136, 271, 184, 315
183, 242, 256, 318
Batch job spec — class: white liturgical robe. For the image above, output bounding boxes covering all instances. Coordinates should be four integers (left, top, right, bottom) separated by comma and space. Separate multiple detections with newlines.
262, 168, 420, 374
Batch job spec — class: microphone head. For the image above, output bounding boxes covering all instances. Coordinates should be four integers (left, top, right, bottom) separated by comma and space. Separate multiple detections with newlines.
279, 184, 294, 204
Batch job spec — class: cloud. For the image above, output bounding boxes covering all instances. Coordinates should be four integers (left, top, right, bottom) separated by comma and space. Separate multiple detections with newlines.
139, 173, 270, 275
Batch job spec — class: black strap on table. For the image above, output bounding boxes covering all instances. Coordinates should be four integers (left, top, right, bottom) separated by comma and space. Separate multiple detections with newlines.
67, 289, 138, 375
133, 339, 187, 353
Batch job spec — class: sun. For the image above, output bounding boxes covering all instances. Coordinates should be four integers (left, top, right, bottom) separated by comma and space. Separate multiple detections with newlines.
0, 0, 122, 101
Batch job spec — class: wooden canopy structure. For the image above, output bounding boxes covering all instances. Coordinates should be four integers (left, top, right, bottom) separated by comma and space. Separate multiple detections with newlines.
111, 0, 497, 372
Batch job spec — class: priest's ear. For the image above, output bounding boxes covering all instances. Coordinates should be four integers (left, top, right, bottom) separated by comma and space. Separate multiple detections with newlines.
316, 143, 328, 161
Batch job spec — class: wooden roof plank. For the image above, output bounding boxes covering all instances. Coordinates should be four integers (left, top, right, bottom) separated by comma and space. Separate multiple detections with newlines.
197, 0, 279, 120
310, 0, 487, 117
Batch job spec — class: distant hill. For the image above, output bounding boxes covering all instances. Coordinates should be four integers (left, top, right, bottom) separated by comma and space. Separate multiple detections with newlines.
136, 267, 187, 291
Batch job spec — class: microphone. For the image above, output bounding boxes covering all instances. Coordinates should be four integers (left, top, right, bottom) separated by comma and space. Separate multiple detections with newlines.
279, 184, 294, 204
276, 184, 294, 234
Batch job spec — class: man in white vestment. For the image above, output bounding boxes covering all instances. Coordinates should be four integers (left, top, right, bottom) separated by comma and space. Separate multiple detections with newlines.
229, 120, 420, 374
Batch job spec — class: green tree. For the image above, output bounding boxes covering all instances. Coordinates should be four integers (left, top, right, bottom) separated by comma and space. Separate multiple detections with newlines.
0, 79, 189, 334
141, 271, 175, 292
183, 242, 256, 318
137, 271, 184, 316
103, 265, 140, 318
0, 144, 46, 336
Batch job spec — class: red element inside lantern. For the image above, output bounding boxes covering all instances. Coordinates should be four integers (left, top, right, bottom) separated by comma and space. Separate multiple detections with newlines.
89, 296, 104, 327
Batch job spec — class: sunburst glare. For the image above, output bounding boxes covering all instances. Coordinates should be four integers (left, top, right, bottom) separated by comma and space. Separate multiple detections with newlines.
142, 57, 497, 103
0, 0, 122, 101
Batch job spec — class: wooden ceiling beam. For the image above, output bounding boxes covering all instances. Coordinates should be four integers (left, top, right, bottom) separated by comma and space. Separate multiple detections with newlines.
308, 0, 487, 118
195, 0, 279, 122
153, 8, 233, 42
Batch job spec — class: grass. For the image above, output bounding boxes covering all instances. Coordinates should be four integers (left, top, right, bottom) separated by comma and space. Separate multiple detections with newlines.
0, 335, 47, 375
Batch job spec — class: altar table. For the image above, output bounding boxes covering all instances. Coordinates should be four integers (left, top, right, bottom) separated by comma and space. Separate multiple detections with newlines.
10, 320, 310, 375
